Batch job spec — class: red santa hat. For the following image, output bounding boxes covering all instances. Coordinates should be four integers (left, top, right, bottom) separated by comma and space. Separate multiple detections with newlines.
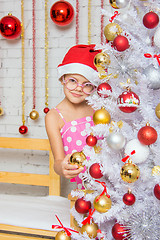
57, 44, 101, 82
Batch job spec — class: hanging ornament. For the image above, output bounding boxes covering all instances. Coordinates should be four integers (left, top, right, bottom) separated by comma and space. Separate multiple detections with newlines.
0, 13, 21, 39
93, 194, 112, 213
137, 124, 158, 145
112, 223, 128, 240
125, 139, 149, 164
50, 1, 74, 26
75, 197, 91, 214
104, 22, 122, 41
152, 166, 160, 176
19, 125, 28, 135
120, 159, 140, 183
117, 90, 140, 113
44, 0, 50, 113
143, 65, 160, 90
52, 215, 78, 240
97, 82, 112, 98
44, 107, 50, 114
107, 132, 126, 150
81, 222, 98, 238
143, 12, 159, 29
123, 189, 136, 206
89, 163, 103, 179
69, 151, 86, 167
0, 107, 4, 116
109, 0, 119, 9
154, 184, 160, 200
29, 109, 39, 120
155, 103, 160, 119
86, 134, 97, 147
55, 231, 71, 240
93, 107, 111, 125
19, 0, 28, 134
113, 35, 129, 52
30, 0, 39, 121
154, 27, 160, 48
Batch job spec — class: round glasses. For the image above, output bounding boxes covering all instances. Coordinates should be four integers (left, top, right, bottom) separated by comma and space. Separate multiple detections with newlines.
62, 76, 96, 95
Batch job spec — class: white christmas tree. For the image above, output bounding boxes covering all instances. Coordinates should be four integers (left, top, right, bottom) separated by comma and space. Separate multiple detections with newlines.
68, 1, 160, 240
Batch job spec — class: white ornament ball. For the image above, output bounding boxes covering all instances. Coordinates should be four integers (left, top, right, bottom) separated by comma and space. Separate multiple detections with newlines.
143, 65, 160, 90
116, 0, 129, 8
107, 132, 126, 150
125, 139, 149, 164
154, 27, 160, 48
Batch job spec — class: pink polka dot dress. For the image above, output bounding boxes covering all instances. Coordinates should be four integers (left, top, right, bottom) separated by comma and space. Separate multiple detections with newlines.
55, 108, 94, 189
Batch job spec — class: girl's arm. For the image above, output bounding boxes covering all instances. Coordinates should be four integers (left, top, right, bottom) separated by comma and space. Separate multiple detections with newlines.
45, 109, 84, 179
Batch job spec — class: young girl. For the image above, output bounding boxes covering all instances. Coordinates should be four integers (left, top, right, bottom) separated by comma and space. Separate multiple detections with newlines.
45, 44, 101, 197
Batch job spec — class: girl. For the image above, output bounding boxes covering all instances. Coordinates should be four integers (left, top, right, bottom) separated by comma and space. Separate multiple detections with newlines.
45, 44, 101, 197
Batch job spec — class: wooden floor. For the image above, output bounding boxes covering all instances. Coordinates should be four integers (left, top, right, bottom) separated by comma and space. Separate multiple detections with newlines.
0, 231, 55, 240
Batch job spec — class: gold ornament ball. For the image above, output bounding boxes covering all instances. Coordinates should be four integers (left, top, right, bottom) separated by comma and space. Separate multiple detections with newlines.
0, 107, 4, 116
29, 109, 39, 120
55, 231, 71, 240
109, 0, 119, 9
120, 160, 140, 183
69, 151, 86, 167
93, 107, 111, 125
93, 194, 112, 213
94, 52, 111, 69
155, 103, 160, 119
104, 23, 122, 41
81, 222, 98, 238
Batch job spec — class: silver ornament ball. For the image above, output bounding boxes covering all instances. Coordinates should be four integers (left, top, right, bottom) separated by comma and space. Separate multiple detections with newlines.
143, 65, 160, 90
107, 132, 126, 150
116, 0, 129, 8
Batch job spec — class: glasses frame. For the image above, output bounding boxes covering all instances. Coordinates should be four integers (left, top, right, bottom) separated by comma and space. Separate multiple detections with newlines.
62, 76, 96, 95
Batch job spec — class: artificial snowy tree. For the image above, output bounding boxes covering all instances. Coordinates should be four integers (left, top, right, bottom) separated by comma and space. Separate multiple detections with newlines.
57, 1, 160, 240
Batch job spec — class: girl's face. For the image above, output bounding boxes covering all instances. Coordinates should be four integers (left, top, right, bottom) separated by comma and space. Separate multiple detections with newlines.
61, 74, 95, 104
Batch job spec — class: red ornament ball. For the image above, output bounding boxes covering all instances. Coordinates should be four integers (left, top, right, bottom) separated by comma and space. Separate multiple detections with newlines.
0, 14, 22, 39
112, 223, 127, 240
86, 134, 97, 147
89, 163, 103, 179
117, 90, 140, 113
113, 35, 129, 52
97, 82, 112, 98
154, 184, 160, 200
138, 125, 157, 145
43, 107, 50, 114
143, 12, 159, 29
50, 1, 74, 26
19, 125, 28, 135
75, 197, 91, 214
123, 192, 136, 206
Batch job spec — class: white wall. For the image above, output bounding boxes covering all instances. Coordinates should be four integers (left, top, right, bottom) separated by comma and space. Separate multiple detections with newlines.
0, 0, 110, 195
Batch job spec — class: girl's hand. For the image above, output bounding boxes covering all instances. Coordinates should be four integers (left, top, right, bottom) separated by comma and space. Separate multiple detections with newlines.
61, 154, 84, 179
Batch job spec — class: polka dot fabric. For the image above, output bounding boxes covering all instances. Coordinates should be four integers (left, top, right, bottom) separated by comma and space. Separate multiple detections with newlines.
56, 109, 94, 189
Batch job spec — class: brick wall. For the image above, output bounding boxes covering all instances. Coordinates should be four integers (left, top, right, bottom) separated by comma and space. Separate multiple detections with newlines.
0, 0, 110, 195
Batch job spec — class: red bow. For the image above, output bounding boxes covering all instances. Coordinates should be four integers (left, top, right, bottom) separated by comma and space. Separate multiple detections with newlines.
52, 215, 79, 236
144, 53, 160, 66
109, 11, 120, 22
95, 180, 110, 202
121, 150, 136, 162
82, 208, 96, 225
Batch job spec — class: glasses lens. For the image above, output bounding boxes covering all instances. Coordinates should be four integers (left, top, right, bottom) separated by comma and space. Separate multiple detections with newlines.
83, 83, 95, 94
66, 78, 77, 90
